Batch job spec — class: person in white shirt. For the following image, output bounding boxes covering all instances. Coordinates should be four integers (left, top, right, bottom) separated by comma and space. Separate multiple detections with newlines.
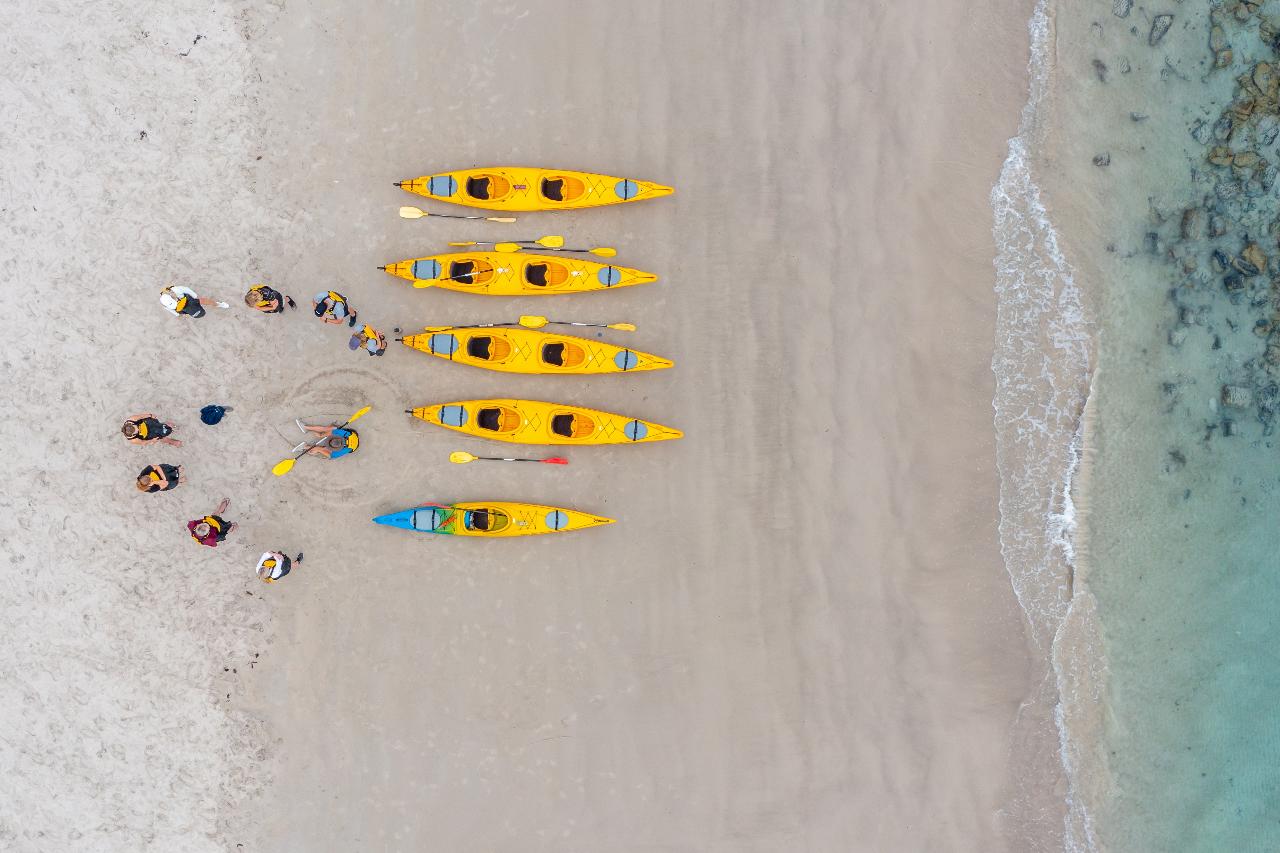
256, 551, 302, 583
160, 284, 228, 318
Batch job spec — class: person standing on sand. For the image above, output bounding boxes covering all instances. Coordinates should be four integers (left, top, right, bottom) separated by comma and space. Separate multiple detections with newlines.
188, 498, 237, 547
121, 413, 182, 447
312, 290, 358, 327
136, 463, 184, 493
256, 550, 302, 583
245, 283, 297, 314
160, 284, 228, 318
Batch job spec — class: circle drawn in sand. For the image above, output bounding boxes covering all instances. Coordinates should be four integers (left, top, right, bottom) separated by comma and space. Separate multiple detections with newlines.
281, 364, 411, 504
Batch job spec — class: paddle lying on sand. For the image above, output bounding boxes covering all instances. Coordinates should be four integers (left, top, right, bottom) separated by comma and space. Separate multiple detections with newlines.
449, 235, 565, 249
398, 205, 516, 224
492, 241, 617, 257
272, 406, 371, 476
449, 451, 569, 466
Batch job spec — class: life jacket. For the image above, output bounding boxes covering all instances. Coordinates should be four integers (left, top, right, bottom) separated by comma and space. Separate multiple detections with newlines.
329, 428, 359, 458
160, 287, 189, 313
133, 419, 151, 439
249, 285, 273, 309
191, 516, 223, 542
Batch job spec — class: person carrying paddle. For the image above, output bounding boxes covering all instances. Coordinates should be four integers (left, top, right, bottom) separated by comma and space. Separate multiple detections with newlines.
245, 284, 297, 314
188, 498, 237, 548
348, 324, 388, 357
122, 413, 182, 447
136, 463, 184, 493
299, 423, 359, 459
312, 290, 358, 327
256, 550, 302, 583
160, 284, 227, 318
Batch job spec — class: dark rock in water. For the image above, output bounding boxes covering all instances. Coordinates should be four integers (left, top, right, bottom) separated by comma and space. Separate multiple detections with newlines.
1210, 214, 1229, 237
1240, 242, 1267, 275
1145, 232, 1161, 254
1093, 152, 1112, 167
1208, 145, 1234, 166
1093, 59, 1108, 83
1216, 49, 1234, 69
1224, 271, 1246, 291
1262, 164, 1278, 191
1214, 114, 1235, 141
1191, 119, 1212, 144
1262, 17, 1280, 49
1257, 115, 1279, 146
1131, 112, 1149, 122
1169, 326, 1188, 347
1210, 24, 1229, 52
1266, 342, 1280, 365
1113, 0, 1132, 17
1222, 419, 1237, 437
1254, 318, 1273, 337
1179, 305, 1196, 325
1181, 208, 1204, 240
1222, 384, 1254, 408
1212, 248, 1230, 272
1232, 150, 1261, 169
1167, 448, 1187, 471
1150, 14, 1174, 46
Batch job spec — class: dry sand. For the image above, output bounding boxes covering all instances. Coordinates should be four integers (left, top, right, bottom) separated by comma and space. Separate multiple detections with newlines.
1, 1, 1044, 850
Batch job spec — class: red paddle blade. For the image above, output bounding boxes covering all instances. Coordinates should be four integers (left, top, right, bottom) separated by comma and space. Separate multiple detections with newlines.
542, 457, 569, 465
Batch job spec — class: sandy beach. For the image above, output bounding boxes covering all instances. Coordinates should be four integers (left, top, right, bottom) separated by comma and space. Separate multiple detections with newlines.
2, 1, 1046, 850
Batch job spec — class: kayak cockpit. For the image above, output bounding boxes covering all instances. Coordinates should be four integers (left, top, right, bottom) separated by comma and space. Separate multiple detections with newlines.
448, 259, 495, 285
466, 335, 512, 361
477, 406, 522, 433
465, 174, 512, 201
524, 260, 571, 287
463, 507, 510, 532
540, 175, 586, 203
541, 341, 587, 368
410, 506, 453, 532
551, 411, 595, 439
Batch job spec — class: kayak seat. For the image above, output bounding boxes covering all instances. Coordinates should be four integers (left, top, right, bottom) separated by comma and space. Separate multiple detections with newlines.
551, 412, 595, 439
449, 260, 492, 284
543, 342, 586, 368
542, 343, 565, 366
466, 174, 512, 201
477, 406, 521, 432
467, 336, 492, 359
465, 508, 510, 532
541, 176, 585, 202
524, 262, 569, 287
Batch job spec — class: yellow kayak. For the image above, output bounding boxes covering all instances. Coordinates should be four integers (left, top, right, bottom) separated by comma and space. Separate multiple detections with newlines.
380, 251, 656, 296
395, 167, 673, 212
409, 399, 683, 446
374, 501, 613, 537
401, 326, 674, 375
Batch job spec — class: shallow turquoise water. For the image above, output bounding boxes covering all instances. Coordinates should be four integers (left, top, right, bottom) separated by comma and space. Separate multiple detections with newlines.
1039, 2, 1280, 849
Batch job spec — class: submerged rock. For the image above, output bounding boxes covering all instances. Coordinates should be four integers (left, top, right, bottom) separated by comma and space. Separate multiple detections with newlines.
1093, 59, 1109, 83
1210, 24, 1229, 52
1240, 242, 1267, 275
1224, 271, 1246, 291
1210, 214, 1229, 237
1208, 145, 1234, 166
1113, 0, 1132, 17
1181, 208, 1205, 239
1192, 119, 1213, 144
1150, 14, 1174, 46
1216, 49, 1235, 69
1094, 152, 1112, 167
1256, 115, 1279, 146
1222, 384, 1254, 407
1214, 114, 1235, 141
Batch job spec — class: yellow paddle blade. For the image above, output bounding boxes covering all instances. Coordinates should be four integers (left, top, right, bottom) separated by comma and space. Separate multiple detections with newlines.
537, 235, 565, 248
590, 247, 617, 257
398, 206, 427, 219
608, 322, 637, 331
494, 242, 523, 253
449, 451, 477, 464
346, 406, 372, 424
271, 458, 296, 476
448, 241, 479, 247
518, 315, 548, 329
486, 217, 518, 223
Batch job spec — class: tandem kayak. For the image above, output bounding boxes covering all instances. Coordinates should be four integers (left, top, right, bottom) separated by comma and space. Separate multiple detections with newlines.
401, 326, 674, 376
373, 502, 614, 537
409, 399, 683, 446
395, 167, 673, 212
380, 251, 656, 296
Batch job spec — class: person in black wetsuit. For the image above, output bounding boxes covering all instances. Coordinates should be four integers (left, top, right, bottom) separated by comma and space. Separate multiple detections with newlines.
122, 413, 182, 447
245, 284, 297, 314
136, 464, 184, 493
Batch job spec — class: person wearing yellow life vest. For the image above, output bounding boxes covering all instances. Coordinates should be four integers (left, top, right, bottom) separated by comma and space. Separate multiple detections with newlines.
298, 423, 360, 459
256, 550, 303, 583
121, 413, 182, 447
244, 283, 297, 314
348, 324, 388, 357
187, 498, 237, 548
160, 284, 228, 318
312, 290, 358, 327
136, 463, 184, 493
